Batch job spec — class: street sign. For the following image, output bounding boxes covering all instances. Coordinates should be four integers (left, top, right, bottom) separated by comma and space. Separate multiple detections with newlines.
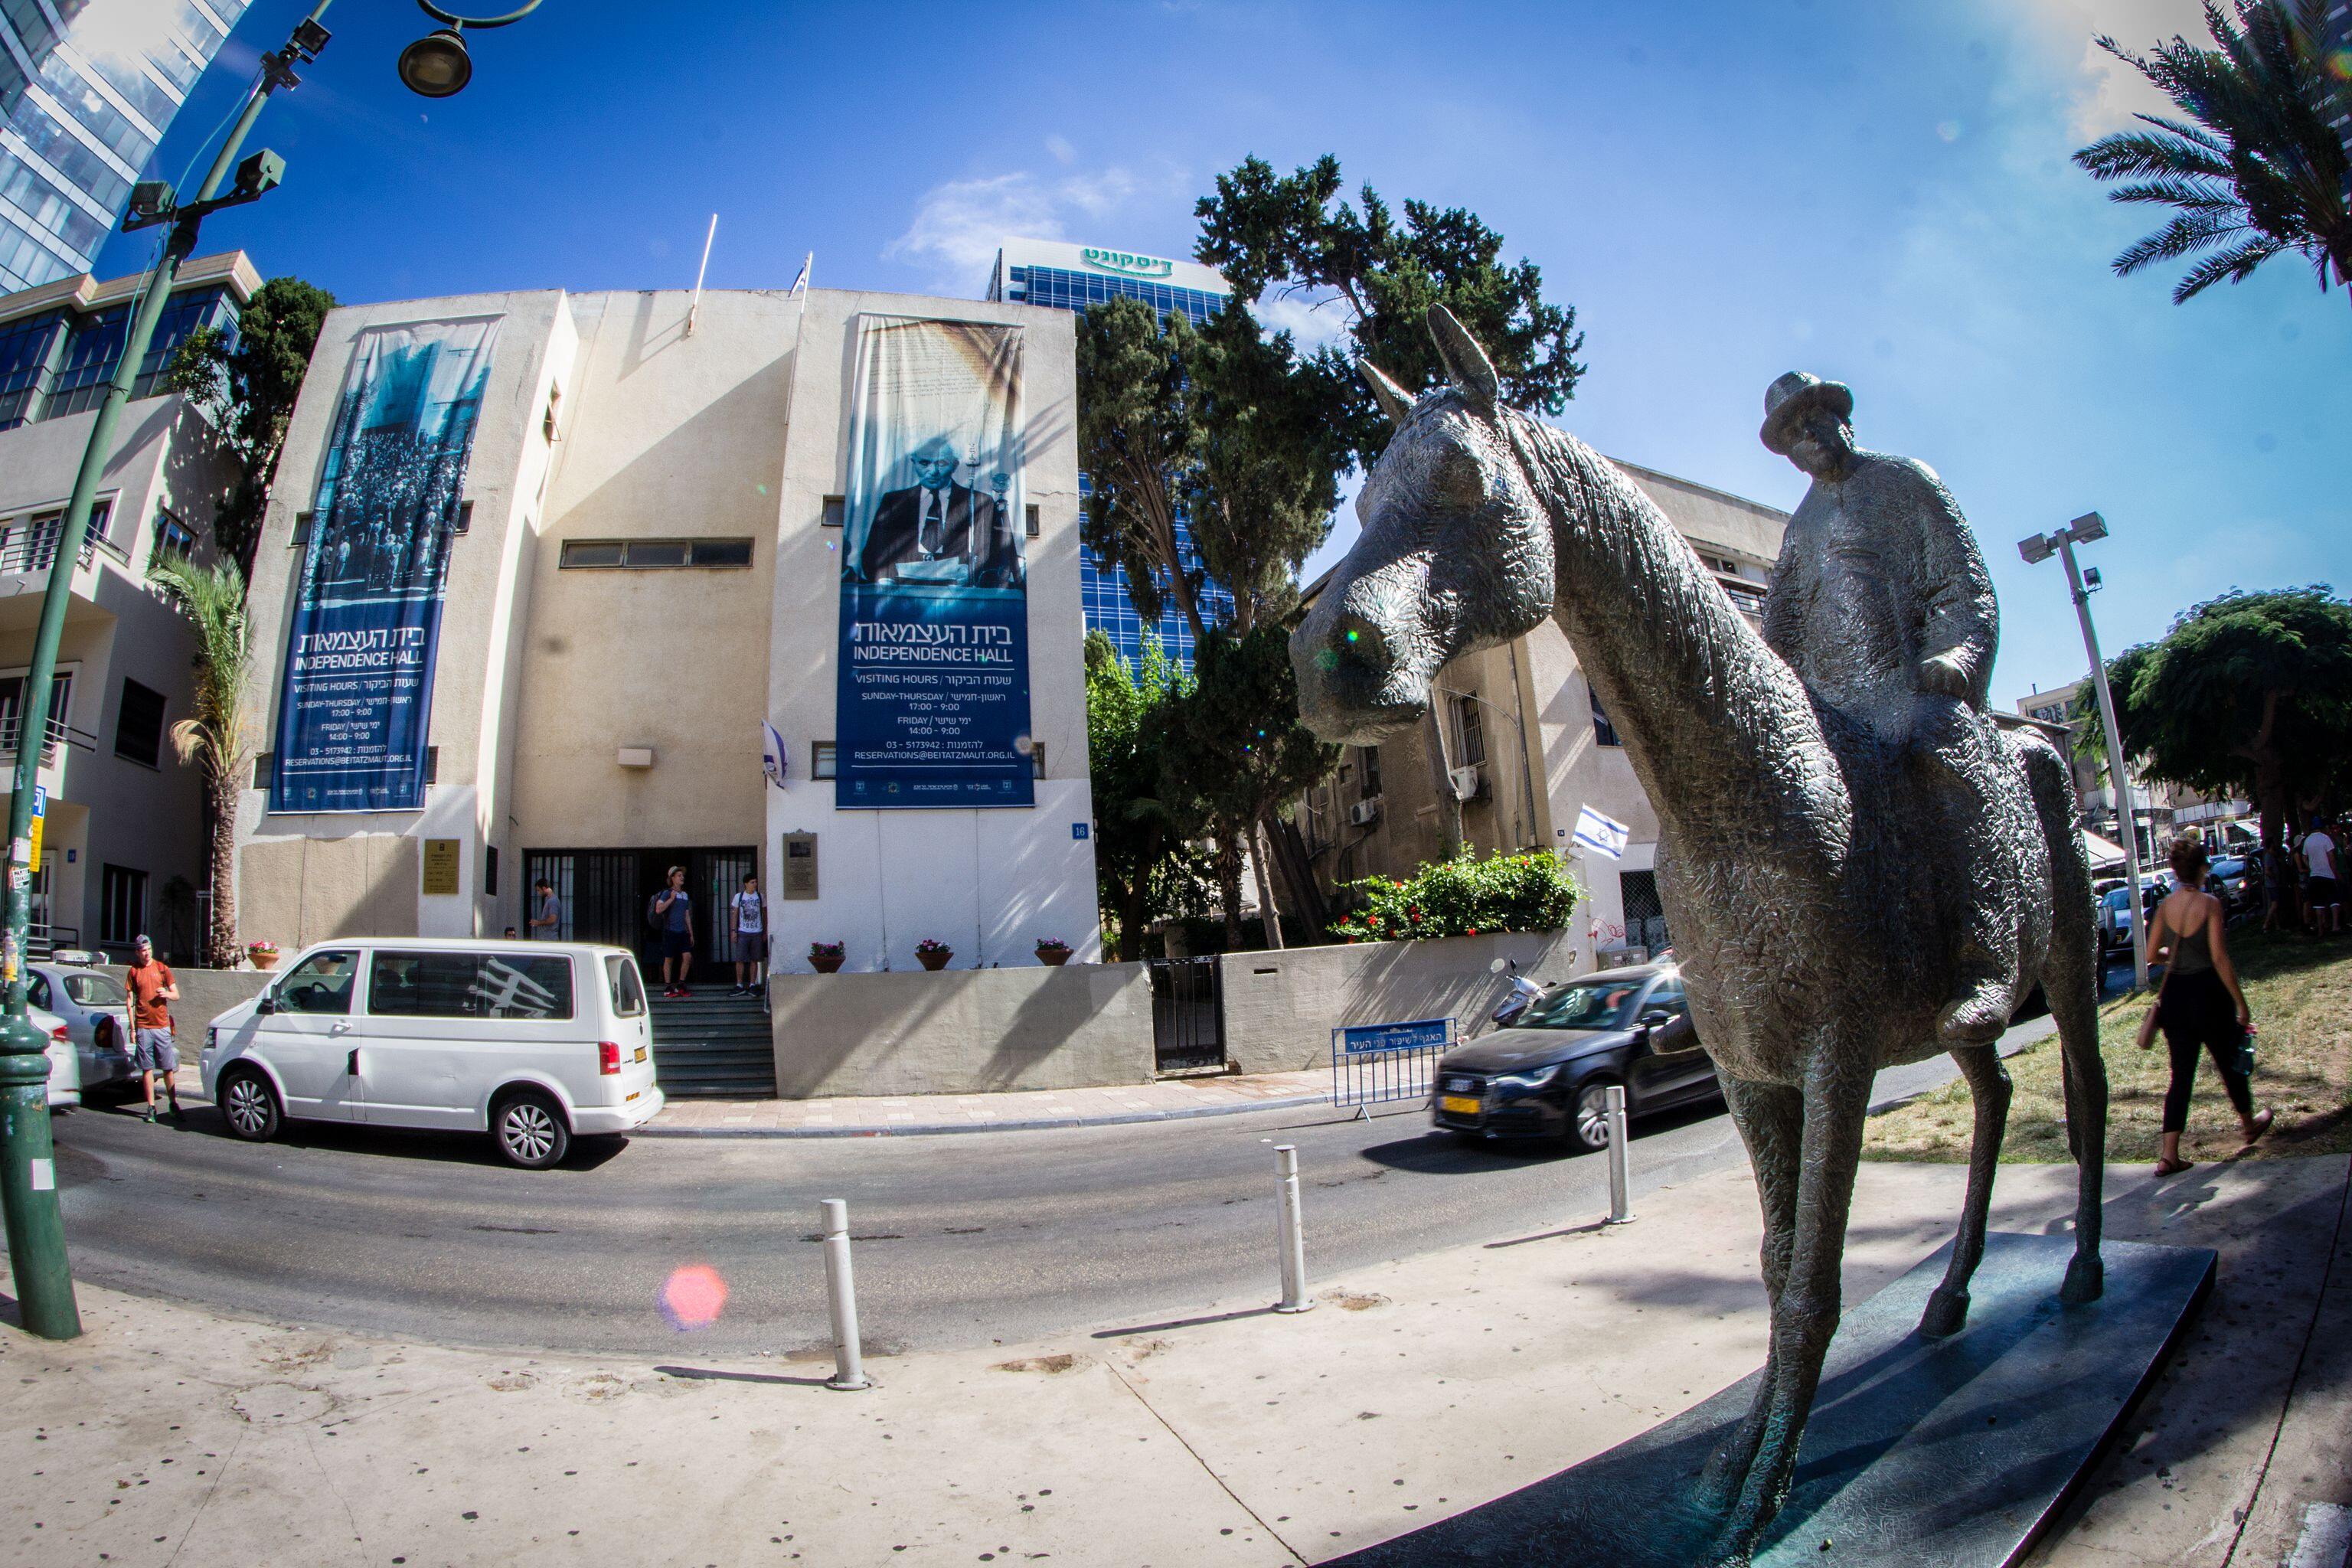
25, 787, 43, 874
1337, 1018, 1451, 1055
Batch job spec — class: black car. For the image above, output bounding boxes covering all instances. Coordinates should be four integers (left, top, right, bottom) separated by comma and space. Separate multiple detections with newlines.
1429, 963, 1721, 1153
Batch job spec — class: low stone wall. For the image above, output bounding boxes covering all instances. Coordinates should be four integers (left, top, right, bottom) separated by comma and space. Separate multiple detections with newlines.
1220, 929, 1588, 1075
770, 962, 1155, 1098
106, 965, 273, 1037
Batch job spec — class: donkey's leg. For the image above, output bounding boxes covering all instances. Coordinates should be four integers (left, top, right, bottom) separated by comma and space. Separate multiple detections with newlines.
1696, 1074, 1804, 1512
1706, 1047, 1873, 1568
2050, 959, 2108, 1305
1920, 1045, 2012, 1337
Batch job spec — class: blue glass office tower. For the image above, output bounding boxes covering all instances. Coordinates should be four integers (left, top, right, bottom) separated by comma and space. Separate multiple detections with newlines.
988, 237, 1236, 671
0, 0, 253, 292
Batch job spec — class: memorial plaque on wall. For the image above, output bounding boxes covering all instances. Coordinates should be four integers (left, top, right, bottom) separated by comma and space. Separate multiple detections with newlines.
782, 832, 818, 899
420, 838, 461, 895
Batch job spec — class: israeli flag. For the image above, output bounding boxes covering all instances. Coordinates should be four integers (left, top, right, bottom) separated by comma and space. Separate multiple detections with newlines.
762, 720, 789, 789
1572, 804, 1630, 861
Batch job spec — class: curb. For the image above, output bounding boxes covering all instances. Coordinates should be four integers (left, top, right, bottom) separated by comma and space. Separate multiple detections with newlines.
636, 1091, 1335, 1139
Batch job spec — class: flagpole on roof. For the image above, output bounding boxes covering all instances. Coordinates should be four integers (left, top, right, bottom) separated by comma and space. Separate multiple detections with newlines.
686, 213, 717, 337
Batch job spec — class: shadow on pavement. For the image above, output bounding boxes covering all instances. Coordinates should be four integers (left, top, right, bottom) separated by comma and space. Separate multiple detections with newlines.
652, 1364, 836, 1388
1089, 1304, 1279, 1338
75, 1099, 630, 1172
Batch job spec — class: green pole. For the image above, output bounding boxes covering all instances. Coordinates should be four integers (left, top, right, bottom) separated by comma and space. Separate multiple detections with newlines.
0, 2, 332, 1341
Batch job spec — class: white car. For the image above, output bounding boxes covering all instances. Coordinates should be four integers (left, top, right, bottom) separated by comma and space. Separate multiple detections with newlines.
31, 962, 133, 1109
202, 938, 665, 1168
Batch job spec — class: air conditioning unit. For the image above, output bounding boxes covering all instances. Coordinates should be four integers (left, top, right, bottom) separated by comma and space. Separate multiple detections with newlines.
1449, 765, 1486, 801
1348, 797, 1382, 827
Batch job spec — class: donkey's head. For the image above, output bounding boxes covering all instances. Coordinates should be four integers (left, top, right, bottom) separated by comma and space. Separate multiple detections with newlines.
1292, 306, 1557, 746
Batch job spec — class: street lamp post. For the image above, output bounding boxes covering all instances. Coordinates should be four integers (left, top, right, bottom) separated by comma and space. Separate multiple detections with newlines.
2018, 511, 2150, 992
0, 0, 536, 1341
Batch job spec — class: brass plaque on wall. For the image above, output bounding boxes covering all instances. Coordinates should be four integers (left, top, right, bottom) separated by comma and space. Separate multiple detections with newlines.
421, 838, 462, 896
782, 832, 818, 900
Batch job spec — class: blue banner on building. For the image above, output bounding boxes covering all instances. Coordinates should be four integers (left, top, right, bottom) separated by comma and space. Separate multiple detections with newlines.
836, 316, 1033, 809
269, 318, 500, 814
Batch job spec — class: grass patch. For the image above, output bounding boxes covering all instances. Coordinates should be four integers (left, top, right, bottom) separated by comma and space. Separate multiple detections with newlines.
1864, 929, 2352, 1165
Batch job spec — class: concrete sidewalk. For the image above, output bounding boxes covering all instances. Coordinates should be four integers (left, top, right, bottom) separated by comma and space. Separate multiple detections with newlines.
5, 1148, 2345, 1567
642, 1067, 1331, 1136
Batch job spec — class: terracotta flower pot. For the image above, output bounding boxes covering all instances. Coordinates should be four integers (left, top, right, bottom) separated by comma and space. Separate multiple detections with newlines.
916, 949, 952, 972
809, 954, 844, 974
249, 951, 279, 972
1036, 948, 1070, 966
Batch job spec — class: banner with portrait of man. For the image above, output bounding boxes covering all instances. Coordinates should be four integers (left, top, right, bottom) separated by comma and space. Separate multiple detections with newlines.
268, 316, 500, 813
835, 315, 1033, 808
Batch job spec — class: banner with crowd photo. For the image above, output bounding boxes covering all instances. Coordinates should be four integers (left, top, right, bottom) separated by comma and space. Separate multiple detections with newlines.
268, 317, 501, 814
835, 316, 1033, 809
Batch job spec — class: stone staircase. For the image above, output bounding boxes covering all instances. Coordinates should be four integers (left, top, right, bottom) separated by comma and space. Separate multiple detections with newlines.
648, 989, 776, 1099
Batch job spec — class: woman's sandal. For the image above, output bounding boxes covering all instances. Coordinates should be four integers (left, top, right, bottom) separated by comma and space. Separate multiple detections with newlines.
2154, 1156, 2195, 1178
2243, 1108, 2275, 1145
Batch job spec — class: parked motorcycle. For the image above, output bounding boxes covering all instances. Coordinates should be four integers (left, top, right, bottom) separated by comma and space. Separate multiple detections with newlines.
1477, 956, 1547, 1036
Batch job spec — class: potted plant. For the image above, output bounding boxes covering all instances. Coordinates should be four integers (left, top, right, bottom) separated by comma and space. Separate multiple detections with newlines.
808, 939, 845, 975
247, 939, 280, 972
914, 938, 954, 972
1034, 938, 1072, 967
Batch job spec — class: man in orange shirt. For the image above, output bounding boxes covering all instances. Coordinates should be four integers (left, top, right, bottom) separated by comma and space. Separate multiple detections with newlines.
124, 934, 182, 1123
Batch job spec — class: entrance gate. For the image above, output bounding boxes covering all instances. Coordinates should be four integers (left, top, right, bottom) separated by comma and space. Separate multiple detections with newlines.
524, 847, 756, 983
1146, 956, 1224, 1073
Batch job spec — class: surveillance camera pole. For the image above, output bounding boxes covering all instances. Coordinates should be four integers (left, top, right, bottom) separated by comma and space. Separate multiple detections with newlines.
0, 2, 334, 1341
2032, 518, 2150, 992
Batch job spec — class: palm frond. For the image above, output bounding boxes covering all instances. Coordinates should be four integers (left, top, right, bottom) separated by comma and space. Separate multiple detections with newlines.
2102, 177, 2242, 211
2173, 234, 2288, 300
2112, 210, 2246, 274
148, 554, 255, 782
2075, 127, 2233, 181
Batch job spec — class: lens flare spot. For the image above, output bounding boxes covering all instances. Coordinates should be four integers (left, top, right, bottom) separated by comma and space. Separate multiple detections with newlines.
2328, 48, 2352, 81
662, 1264, 729, 1331
1344, 628, 1361, 643
1936, 119, 1963, 142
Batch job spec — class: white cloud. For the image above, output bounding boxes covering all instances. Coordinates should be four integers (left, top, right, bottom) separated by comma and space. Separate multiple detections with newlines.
1044, 133, 1076, 166
1996, 0, 2213, 138
887, 166, 1174, 292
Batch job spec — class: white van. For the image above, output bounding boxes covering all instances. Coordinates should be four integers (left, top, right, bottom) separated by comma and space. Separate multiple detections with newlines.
202, 939, 665, 1168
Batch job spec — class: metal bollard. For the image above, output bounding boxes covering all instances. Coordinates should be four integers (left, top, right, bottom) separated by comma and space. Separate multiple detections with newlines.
1274, 1144, 1315, 1313
1604, 1084, 1634, 1225
818, 1197, 871, 1390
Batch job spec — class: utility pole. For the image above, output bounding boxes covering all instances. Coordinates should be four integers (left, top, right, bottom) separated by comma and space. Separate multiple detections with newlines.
2018, 512, 2149, 991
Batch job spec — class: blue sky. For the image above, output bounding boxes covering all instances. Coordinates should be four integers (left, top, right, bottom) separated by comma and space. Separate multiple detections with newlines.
103, 0, 2350, 704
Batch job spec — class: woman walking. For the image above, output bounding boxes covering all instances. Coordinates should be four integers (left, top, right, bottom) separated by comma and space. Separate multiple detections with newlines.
2143, 838, 2273, 1177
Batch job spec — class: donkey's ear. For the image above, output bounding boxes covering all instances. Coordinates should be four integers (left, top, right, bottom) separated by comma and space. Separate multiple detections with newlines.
1358, 359, 1414, 426
1427, 304, 1499, 413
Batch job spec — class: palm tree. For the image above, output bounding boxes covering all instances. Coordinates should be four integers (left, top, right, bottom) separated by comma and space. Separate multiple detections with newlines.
150, 556, 255, 969
2074, 0, 2352, 306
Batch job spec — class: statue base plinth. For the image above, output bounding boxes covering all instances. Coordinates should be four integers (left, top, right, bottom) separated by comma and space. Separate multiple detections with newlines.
1328, 1232, 2214, 1567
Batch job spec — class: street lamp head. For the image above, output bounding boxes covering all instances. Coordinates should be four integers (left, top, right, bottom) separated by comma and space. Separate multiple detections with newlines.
2017, 532, 2056, 566
2066, 511, 2109, 545
398, 27, 472, 96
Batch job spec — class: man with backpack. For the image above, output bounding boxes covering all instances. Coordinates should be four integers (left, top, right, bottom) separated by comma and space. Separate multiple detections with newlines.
650, 866, 695, 998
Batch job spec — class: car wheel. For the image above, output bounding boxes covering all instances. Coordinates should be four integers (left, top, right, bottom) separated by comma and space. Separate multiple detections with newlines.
219, 1067, 281, 1142
494, 1089, 570, 1169
1567, 1079, 1618, 1155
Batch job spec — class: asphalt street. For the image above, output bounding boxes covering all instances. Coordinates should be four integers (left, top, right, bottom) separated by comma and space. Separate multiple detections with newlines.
44, 1008, 2068, 1359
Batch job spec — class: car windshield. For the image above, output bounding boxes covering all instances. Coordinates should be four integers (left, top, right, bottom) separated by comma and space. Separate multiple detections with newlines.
1519, 978, 1645, 1031
64, 972, 127, 1008
2102, 889, 2133, 911
2211, 858, 2245, 877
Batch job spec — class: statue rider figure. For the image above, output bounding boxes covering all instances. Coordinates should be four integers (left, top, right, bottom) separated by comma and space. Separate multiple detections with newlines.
1759, 371, 2015, 1047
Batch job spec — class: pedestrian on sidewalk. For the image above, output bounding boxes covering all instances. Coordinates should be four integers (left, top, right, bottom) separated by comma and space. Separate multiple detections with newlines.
652, 866, 695, 998
529, 876, 560, 940
2298, 821, 2341, 936
122, 934, 183, 1123
730, 871, 767, 997
2262, 838, 2295, 935
2141, 838, 2272, 1178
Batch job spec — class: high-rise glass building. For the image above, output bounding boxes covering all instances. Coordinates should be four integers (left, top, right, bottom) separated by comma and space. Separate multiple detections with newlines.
988, 237, 1236, 670
0, 0, 253, 293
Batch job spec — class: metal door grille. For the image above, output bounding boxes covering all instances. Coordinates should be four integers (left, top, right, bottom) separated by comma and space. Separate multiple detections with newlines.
1148, 956, 1225, 1072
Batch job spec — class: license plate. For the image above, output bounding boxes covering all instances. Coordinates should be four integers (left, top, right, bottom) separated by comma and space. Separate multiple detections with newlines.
1440, 1094, 1481, 1116
634, 1047, 648, 1063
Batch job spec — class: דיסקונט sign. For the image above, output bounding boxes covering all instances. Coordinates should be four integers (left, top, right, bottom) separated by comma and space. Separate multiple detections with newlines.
1080, 247, 1174, 279
269, 317, 499, 813
835, 316, 1034, 810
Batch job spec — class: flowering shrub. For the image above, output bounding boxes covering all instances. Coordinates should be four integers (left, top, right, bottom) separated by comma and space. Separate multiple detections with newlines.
1328, 849, 1580, 942
247, 940, 279, 957
1034, 938, 1071, 954
808, 940, 845, 960
915, 938, 952, 956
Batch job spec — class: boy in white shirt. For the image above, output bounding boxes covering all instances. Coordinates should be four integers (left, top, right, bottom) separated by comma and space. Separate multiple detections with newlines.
2301, 825, 2341, 936
731, 873, 768, 996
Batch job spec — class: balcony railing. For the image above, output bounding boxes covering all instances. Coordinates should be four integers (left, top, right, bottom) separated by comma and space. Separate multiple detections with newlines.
0, 524, 129, 577
0, 717, 96, 764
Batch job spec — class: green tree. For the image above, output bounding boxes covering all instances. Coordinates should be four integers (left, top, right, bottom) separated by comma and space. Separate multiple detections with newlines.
1161, 622, 1338, 948
1194, 154, 1586, 461
2073, 1, 2352, 307
1085, 630, 1199, 959
149, 556, 257, 969
167, 276, 336, 568
1075, 296, 1212, 643
2073, 587, 2352, 851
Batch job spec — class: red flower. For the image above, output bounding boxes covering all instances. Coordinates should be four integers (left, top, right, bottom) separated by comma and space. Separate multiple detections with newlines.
1467, 927, 1479, 936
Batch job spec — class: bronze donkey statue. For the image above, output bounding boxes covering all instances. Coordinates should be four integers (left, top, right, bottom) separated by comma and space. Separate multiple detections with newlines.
1292, 305, 2108, 1566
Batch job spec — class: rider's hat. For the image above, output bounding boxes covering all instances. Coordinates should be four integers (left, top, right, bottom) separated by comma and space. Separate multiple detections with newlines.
1760, 371, 1854, 456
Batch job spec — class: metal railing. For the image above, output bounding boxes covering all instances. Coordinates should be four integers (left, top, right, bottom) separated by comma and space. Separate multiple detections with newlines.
0, 717, 95, 764
0, 524, 128, 577
1330, 1017, 1455, 1116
